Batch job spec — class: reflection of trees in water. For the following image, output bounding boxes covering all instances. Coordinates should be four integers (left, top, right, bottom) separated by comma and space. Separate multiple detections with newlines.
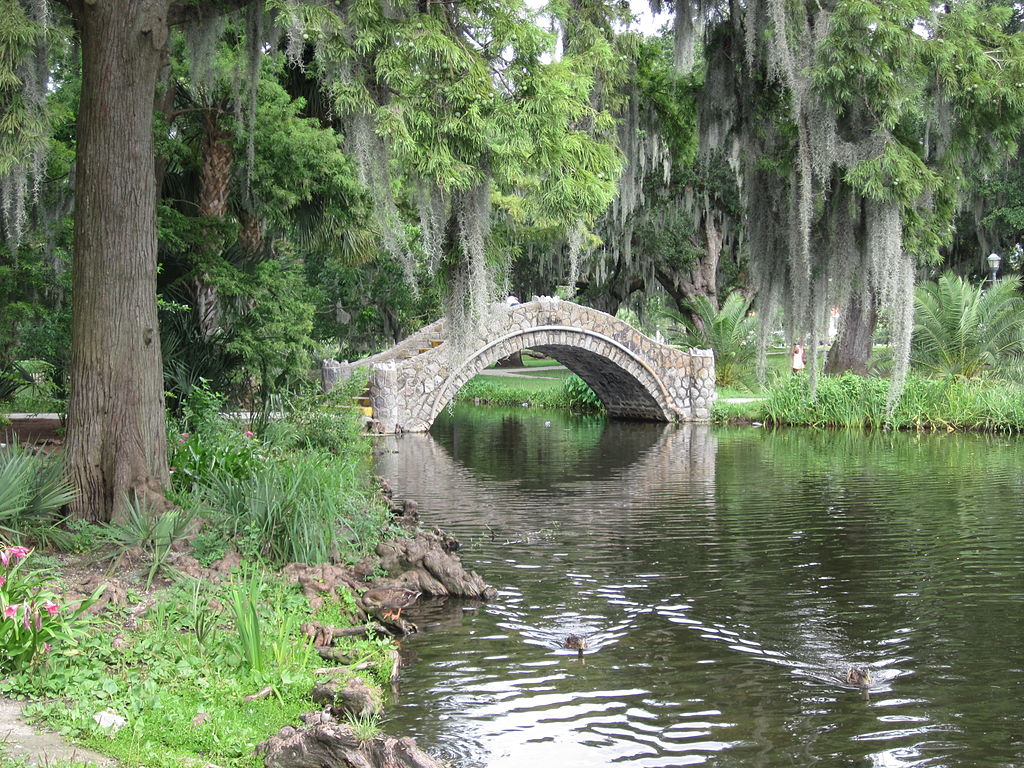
376, 411, 717, 520
708, 427, 1024, 682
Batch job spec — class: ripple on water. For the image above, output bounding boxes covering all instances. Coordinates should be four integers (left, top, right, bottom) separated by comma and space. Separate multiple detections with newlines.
378, 416, 1024, 767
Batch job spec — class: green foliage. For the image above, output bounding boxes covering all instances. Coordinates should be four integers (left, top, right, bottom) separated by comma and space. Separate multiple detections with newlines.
665, 292, 758, 391
227, 570, 266, 675
104, 497, 196, 590
0, 545, 101, 674
2, 566, 395, 768
911, 272, 1024, 381
0, 361, 32, 406
0, 442, 76, 543
762, 371, 1024, 432
559, 374, 605, 413
455, 373, 605, 413
170, 383, 387, 568
343, 712, 382, 740
169, 424, 267, 495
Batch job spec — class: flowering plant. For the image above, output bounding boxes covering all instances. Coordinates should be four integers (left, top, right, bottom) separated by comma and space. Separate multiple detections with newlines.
0, 544, 102, 673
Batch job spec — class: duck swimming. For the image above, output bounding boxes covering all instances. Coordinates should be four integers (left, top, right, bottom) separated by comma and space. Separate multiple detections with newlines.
846, 665, 872, 688
564, 634, 588, 659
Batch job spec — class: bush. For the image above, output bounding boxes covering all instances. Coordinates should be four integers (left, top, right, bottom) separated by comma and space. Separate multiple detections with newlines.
912, 272, 1024, 381
0, 442, 77, 543
664, 292, 758, 391
559, 375, 605, 413
169, 382, 388, 567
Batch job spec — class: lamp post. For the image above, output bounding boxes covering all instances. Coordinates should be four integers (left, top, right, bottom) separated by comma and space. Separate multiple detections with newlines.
987, 252, 1001, 287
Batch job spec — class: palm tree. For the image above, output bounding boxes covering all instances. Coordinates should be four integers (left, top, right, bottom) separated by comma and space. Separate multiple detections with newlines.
665, 292, 758, 390
911, 271, 1024, 380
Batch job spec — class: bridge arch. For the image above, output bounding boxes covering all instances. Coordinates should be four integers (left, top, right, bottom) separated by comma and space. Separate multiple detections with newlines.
359, 298, 715, 434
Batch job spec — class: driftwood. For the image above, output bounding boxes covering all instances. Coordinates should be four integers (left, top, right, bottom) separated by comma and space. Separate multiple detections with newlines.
257, 723, 448, 768
316, 647, 359, 663
373, 529, 496, 601
301, 621, 374, 646
243, 686, 274, 702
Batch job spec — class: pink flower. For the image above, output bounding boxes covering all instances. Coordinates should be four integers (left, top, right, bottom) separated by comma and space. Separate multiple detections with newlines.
181, 433, 190, 439
43, 601, 58, 616
0, 551, 7, 567
8, 546, 29, 560
4, 603, 19, 619
244, 431, 255, 438
0, 576, 5, 587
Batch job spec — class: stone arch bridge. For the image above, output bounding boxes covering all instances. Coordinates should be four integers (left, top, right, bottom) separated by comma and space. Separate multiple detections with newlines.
327, 298, 715, 434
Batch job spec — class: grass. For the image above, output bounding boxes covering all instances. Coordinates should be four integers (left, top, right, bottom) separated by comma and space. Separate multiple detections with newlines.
3, 569, 396, 768
761, 372, 1024, 432
1, 381, 402, 767
456, 373, 603, 412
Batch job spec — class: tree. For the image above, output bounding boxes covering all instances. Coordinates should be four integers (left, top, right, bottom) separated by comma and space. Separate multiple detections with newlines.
62, 0, 182, 521
691, 0, 1024, 397
2, 0, 627, 522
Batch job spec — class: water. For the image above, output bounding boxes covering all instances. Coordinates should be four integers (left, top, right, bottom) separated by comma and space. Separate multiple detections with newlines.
374, 404, 1024, 768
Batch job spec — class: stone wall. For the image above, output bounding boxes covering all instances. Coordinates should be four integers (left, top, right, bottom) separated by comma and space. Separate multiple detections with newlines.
357, 297, 715, 434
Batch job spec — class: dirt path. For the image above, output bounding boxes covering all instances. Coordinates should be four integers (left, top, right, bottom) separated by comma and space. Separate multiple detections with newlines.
0, 698, 116, 766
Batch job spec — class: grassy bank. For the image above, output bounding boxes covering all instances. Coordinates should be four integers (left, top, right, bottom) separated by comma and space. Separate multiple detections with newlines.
760, 373, 1024, 432
0, 380, 401, 768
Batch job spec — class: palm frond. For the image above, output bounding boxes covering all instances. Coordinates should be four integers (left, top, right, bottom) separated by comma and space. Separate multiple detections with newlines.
911, 272, 1024, 381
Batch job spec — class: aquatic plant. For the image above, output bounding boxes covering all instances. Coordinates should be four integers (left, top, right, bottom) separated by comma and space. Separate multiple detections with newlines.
762, 372, 1024, 433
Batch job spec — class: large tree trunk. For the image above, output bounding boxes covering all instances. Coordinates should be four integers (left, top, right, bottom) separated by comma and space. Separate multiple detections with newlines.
66, 0, 171, 522
824, 292, 878, 376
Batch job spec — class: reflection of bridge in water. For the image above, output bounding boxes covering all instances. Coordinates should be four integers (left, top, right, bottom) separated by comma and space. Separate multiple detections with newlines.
375, 420, 718, 524
333, 298, 715, 434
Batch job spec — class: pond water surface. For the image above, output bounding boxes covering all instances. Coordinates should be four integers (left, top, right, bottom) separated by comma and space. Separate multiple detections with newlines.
374, 405, 1024, 768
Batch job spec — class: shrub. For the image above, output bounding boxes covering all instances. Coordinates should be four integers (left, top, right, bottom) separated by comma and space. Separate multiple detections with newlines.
559, 375, 605, 413
0, 442, 77, 543
912, 272, 1024, 381
664, 292, 758, 391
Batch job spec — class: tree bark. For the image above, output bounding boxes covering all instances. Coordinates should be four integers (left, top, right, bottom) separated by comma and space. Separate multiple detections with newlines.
195, 108, 234, 340
66, 0, 172, 522
494, 351, 524, 367
824, 292, 878, 376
